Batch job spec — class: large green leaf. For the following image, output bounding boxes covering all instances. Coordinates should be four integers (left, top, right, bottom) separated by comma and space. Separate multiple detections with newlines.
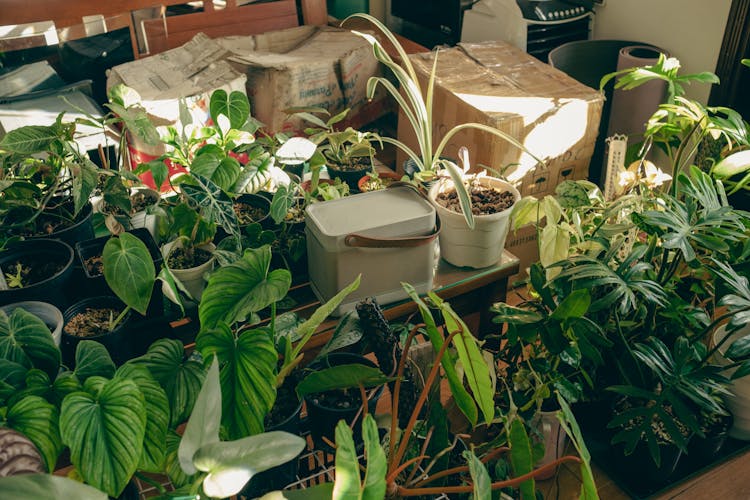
178, 357, 221, 475
199, 245, 291, 330
0, 309, 60, 378
509, 418, 535, 500
190, 153, 240, 192
464, 449, 491, 500
116, 364, 169, 473
128, 339, 205, 428
209, 89, 251, 130
194, 431, 305, 498
556, 395, 599, 500
0, 124, 60, 154
0, 358, 28, 401
296, 364, 390, 398
73, 340, 116, 380
196, 325, 277, 440
431, 293, 495, 424
103, 233, 156, 315
403, 283, 477, 426
0, 474, 107, 500
72, 161, 98, 217
331, 414, 386, 500
60, 378, 147, 497
5, 395, 62, 472
550, 289, 591, 321
165, 430, 197, 489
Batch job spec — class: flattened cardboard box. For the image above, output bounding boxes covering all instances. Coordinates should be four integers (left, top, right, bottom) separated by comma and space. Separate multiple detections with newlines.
222, 25, 384, 133
396, 41, 603, 195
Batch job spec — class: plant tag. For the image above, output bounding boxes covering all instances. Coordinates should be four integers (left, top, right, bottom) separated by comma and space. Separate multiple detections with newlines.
604, 134, 628, 200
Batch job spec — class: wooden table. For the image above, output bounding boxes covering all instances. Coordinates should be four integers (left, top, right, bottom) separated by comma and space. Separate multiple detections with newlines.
175, 249, 520, 351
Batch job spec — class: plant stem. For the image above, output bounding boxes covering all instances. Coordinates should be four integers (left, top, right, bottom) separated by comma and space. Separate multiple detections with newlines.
110, 306, 131, 331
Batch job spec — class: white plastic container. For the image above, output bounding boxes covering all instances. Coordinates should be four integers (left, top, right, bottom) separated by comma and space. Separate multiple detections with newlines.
305, 185, 439, 315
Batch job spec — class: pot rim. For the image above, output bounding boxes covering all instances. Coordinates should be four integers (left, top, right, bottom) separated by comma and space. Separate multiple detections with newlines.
428, 175, 521, 219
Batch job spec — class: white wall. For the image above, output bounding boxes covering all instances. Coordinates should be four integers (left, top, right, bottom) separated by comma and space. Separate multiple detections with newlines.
592, 0, 732, 103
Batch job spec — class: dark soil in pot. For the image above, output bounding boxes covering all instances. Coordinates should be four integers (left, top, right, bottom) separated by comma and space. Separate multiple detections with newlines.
102, 190, 159, 216
327, 158, 372, 191
233, 194, 270, 227
304, 352, 385, 451
435, 184, 516, 215
20, 200, 95, 247
61, 296, 133, 368
0, 239, 75, 309
167, 246, 213, 270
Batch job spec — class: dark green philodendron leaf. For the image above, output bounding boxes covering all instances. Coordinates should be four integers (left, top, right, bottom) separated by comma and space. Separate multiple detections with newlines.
60, 378, 147, 498
190, 153, 240, 192
490, 303, 544, 325
116, 364, 169, 473
509, 417, 535, 500
403, 283, 478, 426
165, 430, 197, 489
296, 364, 390, 398
103, 233, 156, 315
72, 160, 98, 217
179, 357, 221, 475
209, 89, 251, 130
73, 340, 116, 380
0, 124, 60, 153
4, 395, 62, 472
0, 358, 27, 400
0, 474, 107, 500
196, 325, 277, 440
270, 184, 296, 225
128, 339, 206, 428
550, 289, 591, 321
193, 431, 305, 498
199, 245, 291, 330
0, 309, 60, 378
463, 449, 491, 500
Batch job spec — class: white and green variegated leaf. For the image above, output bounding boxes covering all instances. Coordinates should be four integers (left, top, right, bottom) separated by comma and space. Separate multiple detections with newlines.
178, 358, 221, 475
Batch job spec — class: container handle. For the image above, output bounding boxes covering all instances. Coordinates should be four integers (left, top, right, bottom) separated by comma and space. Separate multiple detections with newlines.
345, 216, 440, 248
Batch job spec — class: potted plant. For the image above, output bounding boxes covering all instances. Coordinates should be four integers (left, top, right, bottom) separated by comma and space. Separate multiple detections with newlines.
0, 238, 75, 309
0, 308, 171, 498
0, 116, 98, 247
62, 232, 157, 366
357, 169, 403, 192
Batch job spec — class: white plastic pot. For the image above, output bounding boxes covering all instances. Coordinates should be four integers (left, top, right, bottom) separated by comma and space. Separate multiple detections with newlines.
0, 301, 64, 346
429, 176, 519, 268
93, 187, 161, 242
532, 409, 569, 480
161, 241, 216, 302
712, 324, 750, 440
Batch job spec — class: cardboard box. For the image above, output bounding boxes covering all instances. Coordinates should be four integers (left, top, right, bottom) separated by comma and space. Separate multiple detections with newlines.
221, 26, 384, 133
396, 41, 602, 192
395, 41, 603, 283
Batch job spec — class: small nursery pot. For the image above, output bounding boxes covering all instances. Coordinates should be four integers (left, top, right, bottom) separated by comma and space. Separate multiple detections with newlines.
0, 239, 75, 309
161, 240, 216, 302
215, 193, 272, 242
61, 296, 133, 368
0, 301, 64, 346
429, 176, 520, 269
531, 408, 569, 480
304, 352, 385, 450
327, 158, 372, 191
27, 200, 95, 247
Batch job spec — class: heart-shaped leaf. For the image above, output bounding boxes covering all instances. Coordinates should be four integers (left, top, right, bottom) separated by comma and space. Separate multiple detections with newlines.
0, 309, 60, 378
116, 364, 169, 473
199, 245, 291, 330
5, 395, 62, 472
60, 378, 146, 497
210, 90, 250, 130
103, 233, 156, 316
73, 340, 116, 380
128, 338, 206, 428
196, 325, 277, 440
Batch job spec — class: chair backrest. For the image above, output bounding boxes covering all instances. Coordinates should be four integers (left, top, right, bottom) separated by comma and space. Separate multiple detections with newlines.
0, 0, 327, 57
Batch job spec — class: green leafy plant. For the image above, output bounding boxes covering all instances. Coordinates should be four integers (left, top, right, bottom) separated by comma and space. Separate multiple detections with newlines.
0, 308, 170, 497
343, 13, 539, 228
160, 357, 306, 499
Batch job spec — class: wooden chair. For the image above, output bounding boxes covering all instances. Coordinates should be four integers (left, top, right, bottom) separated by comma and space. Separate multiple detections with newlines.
0, 0, 327, 57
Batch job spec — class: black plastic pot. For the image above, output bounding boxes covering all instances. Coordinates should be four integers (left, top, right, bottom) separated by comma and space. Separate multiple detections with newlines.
402, 158, 442, 191
241, 397, 304, 498
0, 239, 75, 309
27, 200, 95, 247
327, 158, 372, 191
215, 194, 272, 242
75, 228, 164, 316
304, 352, 385, 451
686, 413, 733, 468
614, 439, 683, 493
61, 296, 133, 368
